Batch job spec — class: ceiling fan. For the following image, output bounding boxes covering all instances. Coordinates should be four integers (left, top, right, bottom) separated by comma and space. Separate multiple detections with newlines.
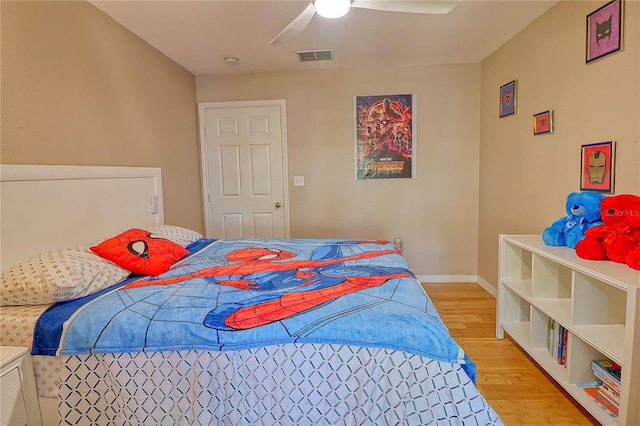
269, 0, 461, 46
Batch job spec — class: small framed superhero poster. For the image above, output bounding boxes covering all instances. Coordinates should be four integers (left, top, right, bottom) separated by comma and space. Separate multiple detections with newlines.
533, 110, 553, 135
354, 94, 416, 179
586, 0, 624, 63
499, 80, 517, 118
580, 141, 616, 193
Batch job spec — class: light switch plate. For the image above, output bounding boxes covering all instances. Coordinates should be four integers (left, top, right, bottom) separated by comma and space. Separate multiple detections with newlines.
293, 176, 305, 187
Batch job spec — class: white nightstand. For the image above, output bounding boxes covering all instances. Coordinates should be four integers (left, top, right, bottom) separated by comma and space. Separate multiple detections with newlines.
0, 346, 42, 426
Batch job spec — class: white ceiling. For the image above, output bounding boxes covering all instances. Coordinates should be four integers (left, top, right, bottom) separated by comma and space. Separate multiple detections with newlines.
89, 0, 559, 76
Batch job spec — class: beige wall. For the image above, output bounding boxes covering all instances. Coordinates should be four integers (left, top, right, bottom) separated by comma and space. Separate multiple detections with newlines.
5, 1, 634, 284
197, 65, 481, 276
1, 1, 203, 233
478, 1, 640, 288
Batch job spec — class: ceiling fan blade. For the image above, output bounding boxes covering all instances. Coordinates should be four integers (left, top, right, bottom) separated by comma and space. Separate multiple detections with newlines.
351, 0, 460, 15
269, 2, 317, 46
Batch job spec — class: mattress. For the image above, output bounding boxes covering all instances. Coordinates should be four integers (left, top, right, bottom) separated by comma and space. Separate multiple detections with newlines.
0, 304, 62, 398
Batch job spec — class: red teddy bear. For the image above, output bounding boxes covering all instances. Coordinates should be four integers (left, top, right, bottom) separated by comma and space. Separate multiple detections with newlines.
575, 194, 640, 270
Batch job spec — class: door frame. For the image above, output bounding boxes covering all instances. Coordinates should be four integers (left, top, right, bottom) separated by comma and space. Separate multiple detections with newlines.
197, 99, 290, 239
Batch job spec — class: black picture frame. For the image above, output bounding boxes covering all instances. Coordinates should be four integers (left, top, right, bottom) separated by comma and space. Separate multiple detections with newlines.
586, 0, 624, 63
499, 80, 517, 118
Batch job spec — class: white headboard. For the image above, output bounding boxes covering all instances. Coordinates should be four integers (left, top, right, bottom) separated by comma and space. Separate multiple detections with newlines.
1, 165, 164, 271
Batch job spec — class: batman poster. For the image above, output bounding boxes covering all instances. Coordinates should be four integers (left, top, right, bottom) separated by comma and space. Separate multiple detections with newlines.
586, 0, 623, 63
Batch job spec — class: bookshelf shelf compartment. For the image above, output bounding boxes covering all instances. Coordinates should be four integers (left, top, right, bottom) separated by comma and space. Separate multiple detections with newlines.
532, 298, 572, 326
532, 254, 572, 299
569, 385, 619, 426
497, 235, 640, 426
572, 324, 625, 365
501, 321, 531, 348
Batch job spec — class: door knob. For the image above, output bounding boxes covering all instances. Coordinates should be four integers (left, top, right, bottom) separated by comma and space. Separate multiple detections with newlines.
275, 202, 282, 209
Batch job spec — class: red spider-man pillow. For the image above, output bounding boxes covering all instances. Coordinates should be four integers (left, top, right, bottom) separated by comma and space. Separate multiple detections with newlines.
91, 228, 189, 276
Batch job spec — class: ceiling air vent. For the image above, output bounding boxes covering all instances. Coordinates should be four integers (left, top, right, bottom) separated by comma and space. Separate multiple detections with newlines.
297, 49, 334, 62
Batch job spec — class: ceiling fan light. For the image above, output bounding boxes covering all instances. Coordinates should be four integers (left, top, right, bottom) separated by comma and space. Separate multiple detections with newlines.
315, 0, 351, 18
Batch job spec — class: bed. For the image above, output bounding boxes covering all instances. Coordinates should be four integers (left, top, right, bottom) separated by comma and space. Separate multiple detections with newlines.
0, 164, 503, 425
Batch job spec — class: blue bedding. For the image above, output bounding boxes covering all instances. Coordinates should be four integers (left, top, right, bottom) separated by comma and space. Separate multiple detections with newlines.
33, 239, 475, 381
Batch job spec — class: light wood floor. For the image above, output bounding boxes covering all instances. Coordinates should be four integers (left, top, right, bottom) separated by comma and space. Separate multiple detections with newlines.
423, 283, 600, 426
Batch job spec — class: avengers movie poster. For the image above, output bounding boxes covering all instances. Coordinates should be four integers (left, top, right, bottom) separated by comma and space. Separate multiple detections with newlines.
355, 94, 415, 179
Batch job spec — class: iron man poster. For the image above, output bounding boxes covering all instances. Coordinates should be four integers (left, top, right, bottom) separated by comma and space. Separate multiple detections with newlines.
355, 94, 415, 179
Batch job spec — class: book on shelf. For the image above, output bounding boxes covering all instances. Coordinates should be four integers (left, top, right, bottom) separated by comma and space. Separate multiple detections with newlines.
597, 383, 620, 408
582, 386, 619, 418
546, 319, 568, 367
600, 382, 621, 401
560, 326, 567, 367
592, 360, 622, 392
547, 318, 554, 357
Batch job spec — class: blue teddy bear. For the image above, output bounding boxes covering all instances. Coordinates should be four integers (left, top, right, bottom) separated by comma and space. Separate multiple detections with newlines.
542, 191, 605, 249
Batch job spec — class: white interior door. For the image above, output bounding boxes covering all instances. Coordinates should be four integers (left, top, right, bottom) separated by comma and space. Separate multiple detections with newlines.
199, 100, 289, 239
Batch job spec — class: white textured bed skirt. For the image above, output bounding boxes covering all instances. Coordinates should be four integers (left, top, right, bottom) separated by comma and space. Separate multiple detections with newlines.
59, 343, 503, 426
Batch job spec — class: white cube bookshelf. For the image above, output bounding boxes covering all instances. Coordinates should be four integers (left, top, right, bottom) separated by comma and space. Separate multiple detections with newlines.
497, 234, 640, 426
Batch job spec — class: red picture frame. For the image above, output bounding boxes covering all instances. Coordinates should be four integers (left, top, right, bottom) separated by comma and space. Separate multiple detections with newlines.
580, 141, 616, 193
533, 110, 553, 135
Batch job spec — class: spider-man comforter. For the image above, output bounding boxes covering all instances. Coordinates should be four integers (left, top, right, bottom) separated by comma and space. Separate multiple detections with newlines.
33, 239, 475, 381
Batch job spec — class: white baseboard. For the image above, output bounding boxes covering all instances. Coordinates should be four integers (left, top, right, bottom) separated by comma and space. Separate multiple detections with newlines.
476, 275, 497, 298
416, 275, 477, 283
